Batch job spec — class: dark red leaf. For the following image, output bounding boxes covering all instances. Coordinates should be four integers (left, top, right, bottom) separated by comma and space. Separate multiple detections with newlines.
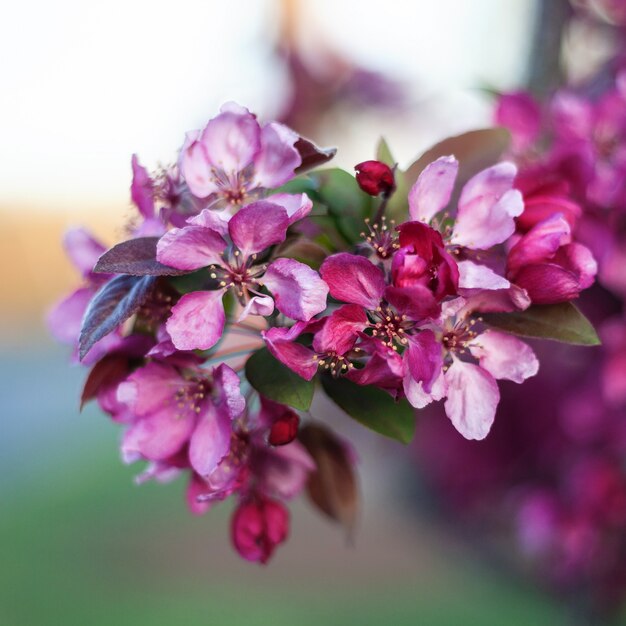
79, 274, 156, 360
294, 137, 336, 174
80, 353, 129, 410
299, 423, 358, 533
94, 237, 189, 276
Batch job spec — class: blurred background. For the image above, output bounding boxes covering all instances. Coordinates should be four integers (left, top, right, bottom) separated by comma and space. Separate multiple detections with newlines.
2, 0, 622, 624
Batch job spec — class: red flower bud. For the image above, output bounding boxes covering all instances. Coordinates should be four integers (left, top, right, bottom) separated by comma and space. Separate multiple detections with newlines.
268, 409, 300, 446
231, 497, 289, 564
355, 160, 395, 196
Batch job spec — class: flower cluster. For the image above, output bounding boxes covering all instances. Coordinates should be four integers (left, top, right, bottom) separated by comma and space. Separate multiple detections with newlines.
50, 102, 598, 563
413, 29, 626, 618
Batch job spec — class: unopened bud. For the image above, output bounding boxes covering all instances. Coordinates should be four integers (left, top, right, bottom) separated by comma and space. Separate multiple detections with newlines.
268, 410, 300, 446
355, 160, 395, 196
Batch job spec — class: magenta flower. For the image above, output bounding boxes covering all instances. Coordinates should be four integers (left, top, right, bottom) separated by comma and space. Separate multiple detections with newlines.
494, 91, 542, 153
156, 200, 329, 350
506, 214, 597, 304
180, 102, 302, 209
404, 298, 539, 440
551, 88, 626, 210
264, 305, 366, 381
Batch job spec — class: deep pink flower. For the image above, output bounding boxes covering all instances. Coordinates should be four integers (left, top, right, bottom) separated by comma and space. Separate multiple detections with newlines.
494, 92, 542, 153
550, 87, 626, 210
263, 306, 366, 381
506, 214, 597, 304
393, 221, 459, 312
231, 496, 289, 564
180, 102, 302, 209
157, 201, 328, 350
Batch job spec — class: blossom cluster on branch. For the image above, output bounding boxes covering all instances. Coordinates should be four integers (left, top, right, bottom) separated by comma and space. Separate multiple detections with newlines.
49, 102, 600, 563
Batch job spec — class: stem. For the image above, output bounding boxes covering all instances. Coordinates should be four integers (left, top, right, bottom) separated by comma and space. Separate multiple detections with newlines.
203, 344, 261, 365
371, 163, 398, 225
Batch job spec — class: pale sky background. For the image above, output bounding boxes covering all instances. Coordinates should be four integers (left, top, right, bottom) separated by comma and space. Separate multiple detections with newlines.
0, 0, 537, 213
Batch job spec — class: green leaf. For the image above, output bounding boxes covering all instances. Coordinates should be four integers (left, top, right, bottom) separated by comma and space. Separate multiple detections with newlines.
245, 348, 315, 410
312, 168, 372, 245
321, 375, 416, 444
272, 175, 321, 199
376, 137, 396, 166
481, 302, 601, 346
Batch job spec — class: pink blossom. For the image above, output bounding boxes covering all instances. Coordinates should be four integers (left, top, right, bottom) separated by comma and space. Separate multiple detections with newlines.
157, 201, 328, 350
506, 214, 597, 304
404, 299, 539, 440
180, 102, 302, 210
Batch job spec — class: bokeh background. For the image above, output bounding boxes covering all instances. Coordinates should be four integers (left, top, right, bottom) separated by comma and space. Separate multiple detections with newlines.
0, 0, 615, 624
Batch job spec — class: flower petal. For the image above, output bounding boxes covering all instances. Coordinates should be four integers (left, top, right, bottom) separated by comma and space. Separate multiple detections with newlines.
179, 130, 219, 198
263, 324, 319, 381
405, 330, 443, 393
200, 108, 261, 173
264, 192, 313, 225
213, 363, 246, 421
187, 208, 231, 236
122, 407, 196, 461
494, 92, 542, 152
469, 330, 539, 383
238, 294, 275, 321
166, 290, 225, 351
253, 122, 301, 188
189, 401, 233, 476
264, 258, 329, 321
383, 285, 440, 321
511, 263, 586, 304
116, 361, 180, 417
403, 369, 446, 409
319, 252, 385, 309
156, 225, 227, 270
47, 286, 94, 344
187, 474, 212, 516
130, 154, 155, 219
258, 441, 316, 499
63, 228, 107, 278
313, 304, 368, 355
452, 162, 523, 249
443, 359, 500, 440
228, 201, 289, 257
408, 155, 458, 222
457, 260, 510, 290
507, 214, 571, 275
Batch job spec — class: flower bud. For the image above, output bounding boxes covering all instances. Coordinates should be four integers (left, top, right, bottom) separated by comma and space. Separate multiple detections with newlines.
231, 497, 289, 564
268, 409, 300, 446
355, 160, 394, 196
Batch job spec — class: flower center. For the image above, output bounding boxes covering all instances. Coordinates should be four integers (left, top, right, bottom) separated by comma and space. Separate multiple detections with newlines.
174, 375, 211, 419
209, 252, 267, 299
361, 217, 400, 259
316, 351, 354, 377
370, 305, 411, 349
441, 318, 480, 357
